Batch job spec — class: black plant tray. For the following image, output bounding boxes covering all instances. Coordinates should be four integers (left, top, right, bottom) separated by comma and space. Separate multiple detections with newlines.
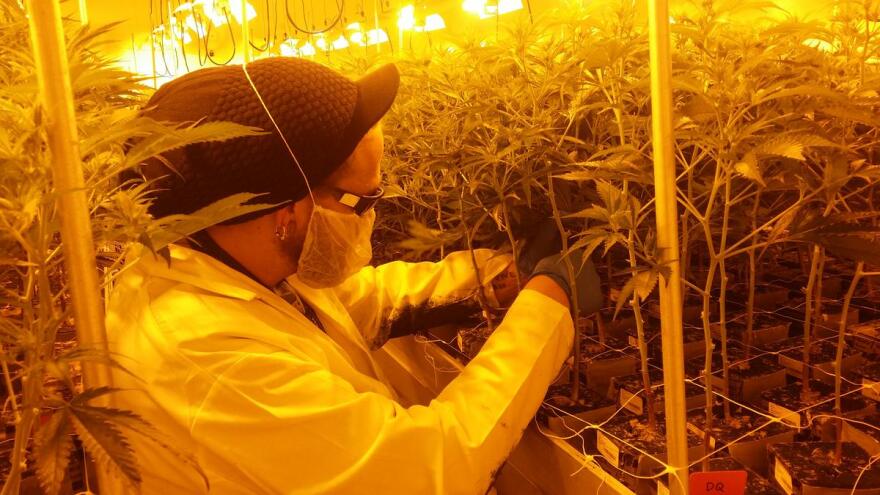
685, 341, 787, 403
686, 406, 794, 474
841, 414, 880, 457
767, 336, 864, 385
627, 322, 708, 362
579, 335, 639, 397
611, 369, 706, 416
539, 381, 618, 442
770, 442, 880, 494
713, 312, 792, 347
849, 319, 880, 355
757, 380, 875, 432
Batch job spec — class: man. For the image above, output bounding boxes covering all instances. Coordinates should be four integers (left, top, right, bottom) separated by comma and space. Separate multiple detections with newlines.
107, 57, 600, 494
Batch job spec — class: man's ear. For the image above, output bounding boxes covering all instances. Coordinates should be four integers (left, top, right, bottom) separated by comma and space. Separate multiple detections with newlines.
273, 203, 298, 229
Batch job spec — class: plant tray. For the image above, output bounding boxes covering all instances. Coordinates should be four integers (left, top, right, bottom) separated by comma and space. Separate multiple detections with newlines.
686, 406, 794, 473
771, 337, 864, 385
856, 362, 880, 402
611, 370, 706, 416
580, 335, 639, 397
770, 442, 880, 494
686, 342, 788, 403
841, 415, 880, 457
758, 380, 875, 432
652, 456, 779, 495
712, 313, 791, 347
540, 382, 618, 439
726, 283, 792, 311
595, 413, 704, 488
849, 320, 880, 355
627, 323, 708, 362
814, 304, 862, 338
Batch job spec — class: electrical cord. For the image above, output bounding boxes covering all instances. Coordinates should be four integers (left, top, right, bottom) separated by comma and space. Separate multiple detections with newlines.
204, 6, 237, 65
285, 0, 343, 34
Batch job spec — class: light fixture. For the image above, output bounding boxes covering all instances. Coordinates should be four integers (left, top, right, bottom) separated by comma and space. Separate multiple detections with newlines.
366, 28, 389, 46
315, 36, 329, 51
331, 35, 350, 50
280, 38, 299, 56
422, 13, 445, 32
463, 0, 521, 18
227, 0, 257, 24
349, 32, 366, 46
346, 22, 362, 31
300, 41, 317, 56
397, 5, 416, 31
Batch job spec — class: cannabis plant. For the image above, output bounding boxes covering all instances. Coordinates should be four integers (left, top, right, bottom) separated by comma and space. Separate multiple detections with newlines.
0, 3, 266, 492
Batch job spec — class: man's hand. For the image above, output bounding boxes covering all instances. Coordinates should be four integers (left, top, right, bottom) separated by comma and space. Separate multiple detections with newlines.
529, 250, 602, 315
491, 261, 522, 307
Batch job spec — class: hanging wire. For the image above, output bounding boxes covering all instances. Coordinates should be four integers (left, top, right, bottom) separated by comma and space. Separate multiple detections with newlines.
204, 6, 237, 65
285, 0, 344, 34
174, 0, 192, 72
249, 0, 273, 51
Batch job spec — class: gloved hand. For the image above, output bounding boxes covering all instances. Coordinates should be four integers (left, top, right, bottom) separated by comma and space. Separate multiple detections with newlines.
516, 219, 563, 277
529, 249, 602, 316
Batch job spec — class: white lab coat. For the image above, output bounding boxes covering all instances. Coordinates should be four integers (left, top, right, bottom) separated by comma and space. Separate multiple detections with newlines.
105, 244, 573, 494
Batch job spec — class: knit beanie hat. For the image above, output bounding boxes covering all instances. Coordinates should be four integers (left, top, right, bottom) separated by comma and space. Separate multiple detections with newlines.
138, 57, 399, 222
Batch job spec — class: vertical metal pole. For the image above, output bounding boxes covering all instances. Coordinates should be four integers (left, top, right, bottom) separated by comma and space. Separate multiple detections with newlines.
78, 0, 88, 25
647, 0, 689, 494
242, 0, 250, 62
24, 0, 119, 491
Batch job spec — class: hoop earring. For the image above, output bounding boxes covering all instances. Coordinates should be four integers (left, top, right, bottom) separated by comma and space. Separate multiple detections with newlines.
274, 225, 288, 241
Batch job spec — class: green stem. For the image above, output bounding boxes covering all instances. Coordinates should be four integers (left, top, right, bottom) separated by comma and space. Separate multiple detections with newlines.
834, 262, 863, 464
802, 245, 822, 400
548, 174, 582, 402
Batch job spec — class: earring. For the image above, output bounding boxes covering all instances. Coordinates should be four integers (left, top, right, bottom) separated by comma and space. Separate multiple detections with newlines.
274, 225, 288, 241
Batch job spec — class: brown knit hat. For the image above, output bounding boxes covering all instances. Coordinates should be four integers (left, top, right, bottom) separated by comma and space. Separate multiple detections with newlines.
139, 57, 399, 221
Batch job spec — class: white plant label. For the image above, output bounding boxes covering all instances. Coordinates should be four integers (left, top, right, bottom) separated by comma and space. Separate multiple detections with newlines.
863, 378, 880, 402
768, 402, 801, 428
620, 388, 643, 415
597, 430, 620, 467
686, 422, 716, 449
627, 335, 638, 347
774, 460, 794, 495
657, 480, 670, 495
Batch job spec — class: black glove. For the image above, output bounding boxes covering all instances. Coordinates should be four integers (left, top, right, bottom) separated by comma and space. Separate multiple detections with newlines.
517, 219, 563, 276
530, 249, 602, 316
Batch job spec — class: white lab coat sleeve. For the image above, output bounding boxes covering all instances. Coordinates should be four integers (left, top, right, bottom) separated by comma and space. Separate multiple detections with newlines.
187, 289, 572, 495
333, 249, 513, 348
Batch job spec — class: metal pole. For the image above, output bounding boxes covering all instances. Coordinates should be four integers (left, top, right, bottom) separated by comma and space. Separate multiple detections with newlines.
647, 0, 689, 494
242, 0, 250, 62
78, 0, 88, 25
24, 0, 119, 491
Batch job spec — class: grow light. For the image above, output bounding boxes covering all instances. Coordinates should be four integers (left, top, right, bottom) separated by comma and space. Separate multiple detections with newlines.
349, 32, 365, 46
463, 0, 521, 18
370, 29, 389, 45
422, 14, 445, 32
225, 0, 257, 24
397, 5, 416, 31
299, 41, 317, 56
346, 22, 362, 31
315, 36, 329, 51
331, 35, 350, 50
280, 38, 299, 56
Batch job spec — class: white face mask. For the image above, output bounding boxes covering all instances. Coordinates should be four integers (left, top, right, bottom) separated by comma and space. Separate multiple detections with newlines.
296, 205, 376, 288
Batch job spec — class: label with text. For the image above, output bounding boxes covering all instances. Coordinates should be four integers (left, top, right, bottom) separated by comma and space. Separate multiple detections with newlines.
769, 401, 801, 428
689, 470, 747, 495
686, 422, 716, 449
620, 388, 644, 415
863, 379, 880, 402
597, 430, 620, 467
774, 460, 794, 495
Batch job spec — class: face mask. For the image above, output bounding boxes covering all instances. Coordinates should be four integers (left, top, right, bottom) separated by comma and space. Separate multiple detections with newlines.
296, 206, 376, 288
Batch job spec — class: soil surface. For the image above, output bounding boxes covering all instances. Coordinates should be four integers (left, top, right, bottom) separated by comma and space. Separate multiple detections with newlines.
771, 442, 880, 489
687, 406, 791, 444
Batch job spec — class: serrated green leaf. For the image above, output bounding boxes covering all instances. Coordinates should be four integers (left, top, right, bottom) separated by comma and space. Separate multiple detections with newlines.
34, 410, 74, 495
756, 137, 805, 161
70, 407, 141, 490
734, 152, 765, 186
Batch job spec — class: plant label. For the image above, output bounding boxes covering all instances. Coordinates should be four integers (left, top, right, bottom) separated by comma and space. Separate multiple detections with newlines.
596, 430, 620, 467
863, 378, 880, 402
774, 460, 794, 495
619, 388, 643, 415
657, 480, 671, 495
628, 335, 638, 347
689, 470, 747, 495
686, 422, 716, 448
768, 401, 801, 428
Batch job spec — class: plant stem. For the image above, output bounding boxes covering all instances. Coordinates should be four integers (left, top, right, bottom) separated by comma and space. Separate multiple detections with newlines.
834, 262, 863, 464
744, 191, 761, 362
628, 235, 656, 431
0, 406, 36, 495
718, 178, 732, 421
500, 199, 522, 291
700, 259, 717, 470
548, 174, 582, 402
802, 244, 822, 400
